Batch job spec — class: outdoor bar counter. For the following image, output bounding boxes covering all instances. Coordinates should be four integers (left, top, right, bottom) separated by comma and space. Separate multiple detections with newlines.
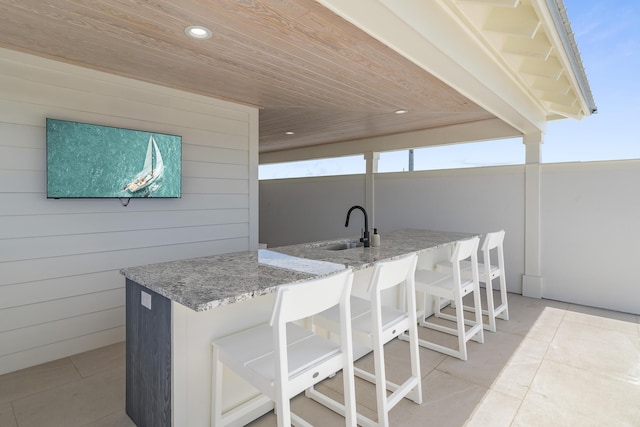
121, 229, 475, 426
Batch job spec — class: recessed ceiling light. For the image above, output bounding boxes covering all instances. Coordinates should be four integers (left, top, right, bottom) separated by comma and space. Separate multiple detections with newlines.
185, 26, 212, 40
285, 131, 295, 135
394, 109, 409, 115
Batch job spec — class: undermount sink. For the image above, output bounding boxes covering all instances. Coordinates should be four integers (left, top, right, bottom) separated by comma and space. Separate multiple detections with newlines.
324, 240, 364, 251
306, 239, 364, 251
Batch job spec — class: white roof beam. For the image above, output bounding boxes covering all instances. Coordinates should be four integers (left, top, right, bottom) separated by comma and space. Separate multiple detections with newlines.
315, 0, 546, 136
460, 0, 520, 6
520, 56, 563, 79
531, 75, 571, 95
547, 102, 582, 119
502, 32, 553, 60
540, 91, 577, 107
260, 118, 521, 163
530, 0, 596, 115
484, 4, 541, 38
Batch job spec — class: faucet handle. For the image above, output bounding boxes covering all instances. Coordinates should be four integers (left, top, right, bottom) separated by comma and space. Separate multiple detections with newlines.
359, 228, 371, 246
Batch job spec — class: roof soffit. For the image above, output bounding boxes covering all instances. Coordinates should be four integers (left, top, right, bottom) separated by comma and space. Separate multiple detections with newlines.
445, 0, 595, 120
318, 0, 593, 130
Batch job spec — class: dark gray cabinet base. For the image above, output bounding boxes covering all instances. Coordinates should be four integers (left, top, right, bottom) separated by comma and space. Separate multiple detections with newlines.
126, 279, 172, 427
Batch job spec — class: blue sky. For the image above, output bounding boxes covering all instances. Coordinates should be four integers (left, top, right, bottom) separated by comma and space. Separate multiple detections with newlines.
544, 0, 640, 162
260, 1, 638, 179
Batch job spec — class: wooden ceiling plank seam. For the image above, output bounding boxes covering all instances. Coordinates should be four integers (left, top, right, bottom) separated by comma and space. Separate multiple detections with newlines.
216, 19, 484, 113
1, 0, 584, 152
7, 1, 407, 111
20, 14, 379, 111
260, 108, 493, 136
185, 12, 460, 111
260, 110, 494, 135
197, 2, 476, 111
6, 0, 484, 115
185, 0, 438, 108
260, 114, 495, 151
260, 117, 519, 159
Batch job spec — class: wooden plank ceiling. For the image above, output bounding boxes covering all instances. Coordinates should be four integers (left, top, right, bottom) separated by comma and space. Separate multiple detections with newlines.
0, 0, 495, 153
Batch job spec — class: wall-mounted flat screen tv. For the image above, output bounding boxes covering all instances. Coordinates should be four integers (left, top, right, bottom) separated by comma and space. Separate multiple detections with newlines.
46, 118, 181, 199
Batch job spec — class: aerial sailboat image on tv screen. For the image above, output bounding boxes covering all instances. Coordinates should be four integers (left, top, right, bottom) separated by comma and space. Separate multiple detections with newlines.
124, 135, 165, 194
46, 119, 181, 199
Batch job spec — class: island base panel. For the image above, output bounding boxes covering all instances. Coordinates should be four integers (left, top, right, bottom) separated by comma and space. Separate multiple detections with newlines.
126, 279, 171, 427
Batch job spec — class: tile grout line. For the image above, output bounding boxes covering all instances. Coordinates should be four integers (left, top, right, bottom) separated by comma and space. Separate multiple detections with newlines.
10, 401, 19, 427
69, 355, 83, 379
80, 408, 124, 427
0, 358, 81, 408
506, 306, 568, 427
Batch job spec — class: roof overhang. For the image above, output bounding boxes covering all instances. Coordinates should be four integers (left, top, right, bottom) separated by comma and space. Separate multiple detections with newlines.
316, 0, 595, 132
0, 0, 594, 162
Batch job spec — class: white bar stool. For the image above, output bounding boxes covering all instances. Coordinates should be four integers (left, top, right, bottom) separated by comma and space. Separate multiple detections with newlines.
436, 230, 509, 332
413, 237, 484, 361
307, 253, 422, 427
211, 268, 357, 427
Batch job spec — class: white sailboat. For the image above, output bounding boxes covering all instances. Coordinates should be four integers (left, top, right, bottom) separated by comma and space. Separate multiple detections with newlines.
125, 135, 164, 193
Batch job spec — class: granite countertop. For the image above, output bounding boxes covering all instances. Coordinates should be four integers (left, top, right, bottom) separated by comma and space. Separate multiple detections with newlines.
120, 229, 475, 312
274, 229, 475, 270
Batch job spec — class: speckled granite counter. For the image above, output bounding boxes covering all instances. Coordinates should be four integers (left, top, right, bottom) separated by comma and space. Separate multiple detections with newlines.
275, 228, 475, 271
120, 250, 345, 312
120, 228, 475, 312
122, 228, 477, 426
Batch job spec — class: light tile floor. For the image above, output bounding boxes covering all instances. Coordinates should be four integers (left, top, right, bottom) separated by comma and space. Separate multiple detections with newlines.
1, 293, 638, 426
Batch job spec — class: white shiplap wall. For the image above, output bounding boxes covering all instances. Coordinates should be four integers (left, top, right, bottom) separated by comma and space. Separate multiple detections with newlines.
0, 49, 259, 375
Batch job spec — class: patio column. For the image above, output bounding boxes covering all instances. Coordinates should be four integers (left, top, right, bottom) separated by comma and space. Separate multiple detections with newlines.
364, 151, 380, 229
523, 132, 543, 298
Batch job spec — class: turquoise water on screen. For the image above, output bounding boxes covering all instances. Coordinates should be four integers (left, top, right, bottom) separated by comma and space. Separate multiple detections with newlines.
46, 119, 181, 198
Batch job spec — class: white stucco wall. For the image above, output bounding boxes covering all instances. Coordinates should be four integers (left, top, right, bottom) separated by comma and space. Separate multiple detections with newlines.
259, 174, 366, 247
0, 49, 259, 375
261, 166, 525, 293
540, 160, 640, 315
260, 160, 640, 315
375, 167, 525, 294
